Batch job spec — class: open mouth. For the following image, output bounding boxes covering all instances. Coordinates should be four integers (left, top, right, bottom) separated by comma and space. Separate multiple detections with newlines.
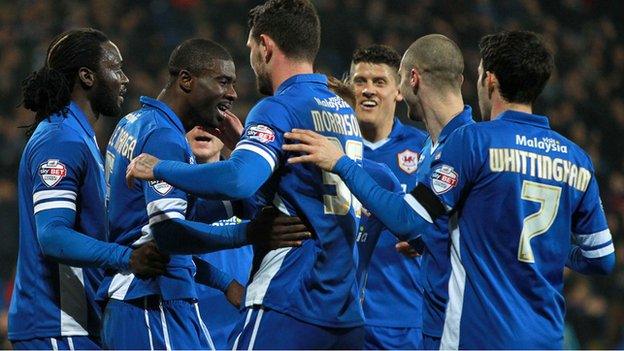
217, 102, 232, 112
360, 100, 378, 110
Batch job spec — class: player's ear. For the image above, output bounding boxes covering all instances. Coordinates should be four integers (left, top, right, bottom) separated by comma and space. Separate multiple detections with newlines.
259, 34, 273, 64
410, 68, 420, 90
178, 69, 193, 93
486, 71, 497, 99
78, 67, 95, 89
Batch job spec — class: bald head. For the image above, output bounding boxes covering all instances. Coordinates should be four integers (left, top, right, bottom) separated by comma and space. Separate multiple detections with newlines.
403, 34, 464, 92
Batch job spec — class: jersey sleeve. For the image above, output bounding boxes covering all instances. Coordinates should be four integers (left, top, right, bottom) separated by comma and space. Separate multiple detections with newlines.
141, 128, 190, 225
30, 134, 85, 216
570, 169, 614, 259
234, 98, 292, 172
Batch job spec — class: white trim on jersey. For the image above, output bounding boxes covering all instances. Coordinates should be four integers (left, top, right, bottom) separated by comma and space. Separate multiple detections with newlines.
245, 248, 292, 307
149, 211, 185, 225
194, 302, 216, 351
50, 337, 59, 351
248, 308, 264, 351
403, 194, 433, 223
34, 200, 76, 214
582, 243, 615, 258
144, 298, 155, 351
440, 214, 466, 350
363, 138, 390, 151
232, 309, 254, 351
108, 272, 135, 300
272, 194, 291, 216
234, 143, 277, 171
574, 228, 612, 247
146, 198, 187, 217
223, 201, 234, 218
59, 265, 89, 337
33, 189, 77, 203
159, 299, 172, 351
67, 337, 75, 351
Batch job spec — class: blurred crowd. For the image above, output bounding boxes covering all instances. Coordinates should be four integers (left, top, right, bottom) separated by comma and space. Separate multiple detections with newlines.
0, 0, 622, 348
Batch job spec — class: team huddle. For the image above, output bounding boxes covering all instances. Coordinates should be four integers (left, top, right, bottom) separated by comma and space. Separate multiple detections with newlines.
8, 0, 616, 350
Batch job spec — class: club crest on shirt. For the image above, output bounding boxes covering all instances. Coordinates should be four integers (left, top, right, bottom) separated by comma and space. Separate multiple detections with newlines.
247, 125, 275, 144
39, 159, 67, 187
431, 164, 458, 194
397, 149, 419, 174
149, 180, 173, 196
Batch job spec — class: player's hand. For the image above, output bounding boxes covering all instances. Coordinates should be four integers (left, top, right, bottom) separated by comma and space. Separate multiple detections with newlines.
126, 153, 161, 188
212, 109, 244, 151
283, 129, 345, 172
187, 126, 223, 164
225, 280, 245, 309
129, 241, 170, 279
247, 206, 312, 249
396, 241, 421, 258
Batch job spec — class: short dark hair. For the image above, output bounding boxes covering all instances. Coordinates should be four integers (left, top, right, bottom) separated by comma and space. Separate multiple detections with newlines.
21, 28, 109, 135
351, 45, 401, 72
479, 30, 554, 104
248, 0, 320, 62
168, 38, 232, 78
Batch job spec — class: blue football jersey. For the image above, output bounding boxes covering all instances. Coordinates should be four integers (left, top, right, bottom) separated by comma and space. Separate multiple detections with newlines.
239, 74, 365, 327
98, 96, 198, 302
358, 118, 427, 328
425, 110, 613, 349
10, 102, 105, 340
197, 218, 253, 349
409, 106, 475, 337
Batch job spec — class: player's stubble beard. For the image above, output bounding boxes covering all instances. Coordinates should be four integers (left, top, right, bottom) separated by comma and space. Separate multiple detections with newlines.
478, 78, 492, 121
90, 75, 123, 118
253, 50, 273, 96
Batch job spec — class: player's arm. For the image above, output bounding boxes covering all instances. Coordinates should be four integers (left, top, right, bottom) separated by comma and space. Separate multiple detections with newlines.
283, 129, 445, 240
126, 100, 290, 200
32, 139, 167, 277
567, 172, 615, 275
192, 256, 244, 308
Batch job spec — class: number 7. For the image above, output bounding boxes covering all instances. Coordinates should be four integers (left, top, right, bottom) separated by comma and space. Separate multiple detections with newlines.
518, 180, 562, 263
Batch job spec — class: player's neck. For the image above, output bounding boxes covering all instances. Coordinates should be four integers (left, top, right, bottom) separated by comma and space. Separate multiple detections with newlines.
270, 60, 314, 94
360, 117, 394, 143
491, 99, 532, 120
71, 92, 99, 128
157, 88, 189, 129
423, 94, 464, 143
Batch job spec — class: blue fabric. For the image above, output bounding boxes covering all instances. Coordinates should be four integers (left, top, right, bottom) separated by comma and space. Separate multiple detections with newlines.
10, 101, 107, 341
230, 307, 365, 350
359, 118, 427, 329
101, 297, 212, 350
421, 334, 441, 350
193, 256, 234, 293
35, 208, 131, 270
151, 218, 248, 254
566, 245, 615, 274
197, 236, 253, 350
155, 149, 272, 200
363, 325, 422, 350
12, 336, 101, 350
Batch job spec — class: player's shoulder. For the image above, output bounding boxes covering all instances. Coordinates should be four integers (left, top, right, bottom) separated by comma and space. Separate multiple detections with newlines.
247, 96, 292, 125
27, 118, 87, 156
363, 158, 402, 192
397, 121, 427, 139
122, 106, 181, 140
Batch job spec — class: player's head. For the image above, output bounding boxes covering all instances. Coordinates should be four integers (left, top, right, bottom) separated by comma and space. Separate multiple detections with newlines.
349, 45, 403, 128
21, 28, 128, 134
167, 38, 237, 129
477, 30, 554, 121
399, 34, 464, 121
247, 0, 321, 95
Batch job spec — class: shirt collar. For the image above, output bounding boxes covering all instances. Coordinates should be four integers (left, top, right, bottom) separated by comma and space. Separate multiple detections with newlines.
140, 96, 186, 134
438, 105, 474, 143
66, 101, 96, 138
496, 109, 550, 129
275, 73, 327, 95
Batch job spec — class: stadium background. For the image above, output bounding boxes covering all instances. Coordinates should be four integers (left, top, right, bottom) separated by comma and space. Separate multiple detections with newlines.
0, 0, 622, 348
